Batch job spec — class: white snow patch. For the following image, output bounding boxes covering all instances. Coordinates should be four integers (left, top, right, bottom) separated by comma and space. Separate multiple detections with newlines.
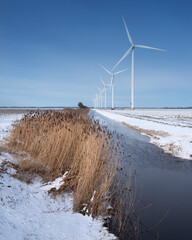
95, 109, 192, 160
41, 171, 68, 191
90, 190, 96, 202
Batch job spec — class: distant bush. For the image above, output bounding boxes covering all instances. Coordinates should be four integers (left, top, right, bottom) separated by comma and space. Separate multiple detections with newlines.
78, 102, 87, 109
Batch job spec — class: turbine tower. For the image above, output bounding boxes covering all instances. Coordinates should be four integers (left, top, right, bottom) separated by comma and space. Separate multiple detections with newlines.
99, 77, 110, 109
112, 17, 166, 110
100, 65, 128, 110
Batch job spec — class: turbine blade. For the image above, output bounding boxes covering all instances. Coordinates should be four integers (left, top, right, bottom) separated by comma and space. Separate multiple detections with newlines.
112, 46, 132, 70
99, 76, 105, 86
114, 68, 128, 75
135, 45, 166, 51
97, 87, 102, 93
122, 16, 133, 45
100, 64, 112, 75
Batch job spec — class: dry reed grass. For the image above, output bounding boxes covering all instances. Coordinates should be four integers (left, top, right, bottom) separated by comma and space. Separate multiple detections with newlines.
109, 168, 139, 239
7, 108, 140, 238
7, 108, 118, 217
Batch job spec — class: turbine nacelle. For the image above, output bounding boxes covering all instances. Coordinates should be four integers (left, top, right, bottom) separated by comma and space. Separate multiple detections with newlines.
99, 76, 110, 90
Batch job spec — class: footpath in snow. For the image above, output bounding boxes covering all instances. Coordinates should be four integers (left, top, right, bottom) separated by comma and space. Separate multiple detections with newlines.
0, 111, 115, 240
95, 109, 192, 160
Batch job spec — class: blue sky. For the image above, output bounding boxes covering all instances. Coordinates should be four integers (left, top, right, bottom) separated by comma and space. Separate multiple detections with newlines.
0, 0, 192, 108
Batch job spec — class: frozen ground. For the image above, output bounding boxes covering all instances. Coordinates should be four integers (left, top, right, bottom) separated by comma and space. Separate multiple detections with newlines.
0, 113, 23, 142
0, 112, 115, 240
95, 109, 192, 160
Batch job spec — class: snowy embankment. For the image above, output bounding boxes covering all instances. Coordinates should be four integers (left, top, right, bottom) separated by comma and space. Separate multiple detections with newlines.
95, 109, 192, 160
0, 112, 115, 240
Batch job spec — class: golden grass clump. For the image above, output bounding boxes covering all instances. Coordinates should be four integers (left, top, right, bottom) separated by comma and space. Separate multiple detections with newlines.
8, 108, 117, 217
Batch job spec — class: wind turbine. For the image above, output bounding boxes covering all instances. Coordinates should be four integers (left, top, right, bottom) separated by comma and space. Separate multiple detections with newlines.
99, 77, 110, 109
95, 93, 99, 109
100, 65, 128, 110
112, 17, 166, 110
97, 87, 103, 109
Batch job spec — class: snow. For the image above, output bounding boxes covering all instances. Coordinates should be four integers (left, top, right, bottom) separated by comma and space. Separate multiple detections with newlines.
0, 111, 116, 240
0, 113, 23, 142
95, 109, 192, 160
41, 171, 68, 191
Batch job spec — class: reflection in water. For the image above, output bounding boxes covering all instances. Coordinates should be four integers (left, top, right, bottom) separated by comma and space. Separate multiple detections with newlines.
91, 110, 192, 240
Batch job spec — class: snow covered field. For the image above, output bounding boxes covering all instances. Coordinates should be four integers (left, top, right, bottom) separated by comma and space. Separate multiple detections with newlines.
0, 111, 115, 240
95, 109, 192, 160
